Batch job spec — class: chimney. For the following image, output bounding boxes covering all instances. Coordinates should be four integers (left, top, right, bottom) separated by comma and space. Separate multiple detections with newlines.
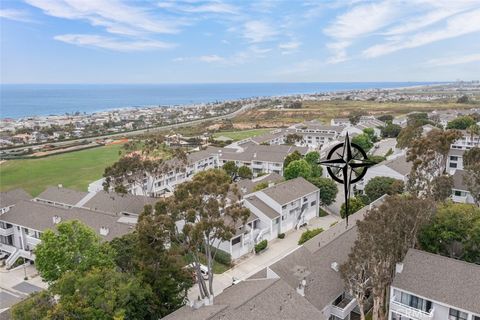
296, 278, 306, 297
100, 226, 110, 236
52, 215, 61, 224
331, 262, 339, 272
396, 262, 404, 274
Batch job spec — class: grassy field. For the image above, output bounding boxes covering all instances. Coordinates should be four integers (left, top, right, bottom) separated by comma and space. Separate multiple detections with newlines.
233, 100, 476, 127
213, 128, 273, 141
0, 144, 123, 196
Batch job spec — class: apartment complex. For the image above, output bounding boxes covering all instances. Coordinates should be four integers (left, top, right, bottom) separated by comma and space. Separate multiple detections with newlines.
390, 249, 480, 320
0, 186, 156, 268
219, 177, 319, 259
287, 121, 343, 149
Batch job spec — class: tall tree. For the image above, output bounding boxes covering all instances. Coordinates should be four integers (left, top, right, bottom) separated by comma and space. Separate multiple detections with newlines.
308, 177, 338, 206
381, 123, 402, 138
35, 220, 114, 283
222, 161, 238, 178
143, 169, 250, 300
284, 159, 312, 180
364, 177, 404, 203
352, 134, 374, 152
396, 125, 422, 149
407, 129, 462, 197
463, 147, 480, 205
419, 203, 480, 264
238, 165, 253, 179
285, 133, 303, 145
446, 116, 476, 130
283, 150, 302, 167
431, 175, 454, 202
344, 195, 435, 320
304, 151, 323, 177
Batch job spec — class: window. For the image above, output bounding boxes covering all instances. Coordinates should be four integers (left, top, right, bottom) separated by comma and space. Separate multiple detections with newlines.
310, 201, 316, 207
450, 156, 458, 161
231, 236, 241, 246
449, 163, 458, 168
282, 215, 286, 221
449, 309, 468, 320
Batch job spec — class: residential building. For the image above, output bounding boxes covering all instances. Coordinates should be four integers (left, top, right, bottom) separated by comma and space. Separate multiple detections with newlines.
243, 177, 320, 240
451, 131, 480, 150
331, 118, 351, 127
287, 121, 343, 149
248, 129, 286, 145
0, 189, 31, 214
0, 186, 156, 268
447, 149, 466, 174
219, 144, 308, 177
356, 154, 412, 191
389, 249, 480, 320
451, 170, 475, 204
164, 197, 386, 320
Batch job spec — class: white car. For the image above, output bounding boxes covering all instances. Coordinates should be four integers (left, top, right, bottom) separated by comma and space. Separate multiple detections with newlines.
185, 263, 209, 281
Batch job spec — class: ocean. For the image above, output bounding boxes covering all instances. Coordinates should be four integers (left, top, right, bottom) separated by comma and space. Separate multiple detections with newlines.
0, 82, 437, 119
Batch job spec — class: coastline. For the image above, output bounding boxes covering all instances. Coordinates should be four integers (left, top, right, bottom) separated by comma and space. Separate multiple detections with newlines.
0, 82, 443, 120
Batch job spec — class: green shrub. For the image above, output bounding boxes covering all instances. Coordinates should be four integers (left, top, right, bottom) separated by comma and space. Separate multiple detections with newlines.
278, 233, 285, 239
318, 208, 329, 217
255, 240, 268, 253
214, 249, 232, 266
298, 228, 324, 245
330, 221, 338, 227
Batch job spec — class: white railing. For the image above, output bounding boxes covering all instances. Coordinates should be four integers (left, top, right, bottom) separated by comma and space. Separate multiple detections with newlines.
25, 235, 41, 247
390, 298, 434, 320
0, 243, 17, 254
330, 298, 357, 319
0, 227, 14, 236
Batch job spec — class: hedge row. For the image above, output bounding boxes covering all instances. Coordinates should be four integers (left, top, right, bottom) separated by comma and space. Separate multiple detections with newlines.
255, 240, 268, 253
298, 228, 324, 245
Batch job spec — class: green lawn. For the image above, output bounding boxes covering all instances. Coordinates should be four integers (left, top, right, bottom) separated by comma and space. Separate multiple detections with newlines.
213, 128, 273, 141
0, 144, 123, 196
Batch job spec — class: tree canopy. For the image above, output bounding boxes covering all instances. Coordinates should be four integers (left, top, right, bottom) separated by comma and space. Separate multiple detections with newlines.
283, 150, 302, 168
340, 197, 365, 218
238, 165, 253, 179
419, 203, 480, 264
446, 116, 476, 130
463, 147, 480, 205
35, 220, 114, 283
351, 134, 374, 152
381, 123, 402, 138
284, 159, 312, 180
364, 177, 404, 203
222, 161, 238, 178
308, 177, 338, 206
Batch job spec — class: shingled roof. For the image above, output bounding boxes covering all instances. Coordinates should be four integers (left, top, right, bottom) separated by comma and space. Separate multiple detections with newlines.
36, 186, 88, 206
0, 188, 32, 208
392, 249, 480, 314
261, 177, 318, 205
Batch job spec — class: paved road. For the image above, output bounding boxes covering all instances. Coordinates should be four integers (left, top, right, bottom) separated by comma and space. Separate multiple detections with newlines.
2, 103, 254, 154
187, 214, 341, 303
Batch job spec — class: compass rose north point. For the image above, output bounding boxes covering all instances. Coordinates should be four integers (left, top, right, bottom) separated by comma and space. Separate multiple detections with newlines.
319, 133, 374, 226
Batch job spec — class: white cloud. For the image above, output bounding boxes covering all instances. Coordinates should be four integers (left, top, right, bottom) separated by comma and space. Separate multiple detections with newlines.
428, 53, 480, 66
175, 2, 239, 15
25, 0, 183, 35
363, 9, 480, 57
0, 8, 33, 22
243, 20, 277, 43
54, 34, 175, 51
278, 41, 301, 55
198, 54, 225, 63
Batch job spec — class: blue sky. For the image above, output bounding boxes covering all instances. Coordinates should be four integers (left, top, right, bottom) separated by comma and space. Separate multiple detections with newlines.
1, 0, 480, 83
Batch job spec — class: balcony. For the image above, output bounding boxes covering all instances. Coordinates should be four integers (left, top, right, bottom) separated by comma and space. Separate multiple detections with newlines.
0, 226, 14, 236
390, 298, 434, 320
330, 296, 357, 319
25, 235, 41, 248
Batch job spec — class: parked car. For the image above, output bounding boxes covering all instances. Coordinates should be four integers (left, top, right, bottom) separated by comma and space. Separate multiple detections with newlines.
184, 263, 209, 281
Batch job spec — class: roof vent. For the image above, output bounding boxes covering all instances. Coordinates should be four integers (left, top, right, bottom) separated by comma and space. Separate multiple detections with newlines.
296, 277, 307, 297
241, 187, 247, 194
52, 215, 61, 224
100, 226, 110, 236
253, 152, 257, 158
57, 184, 63, 188
268, 182, 275, 187
396, 262, 404, 274
331, 262, 339, 272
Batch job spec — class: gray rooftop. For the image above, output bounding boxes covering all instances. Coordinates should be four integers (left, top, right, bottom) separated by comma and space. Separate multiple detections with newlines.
392, 249, 480, 314
0, 200, 133, 241
452, 169, 469, 191
164, 278, 324, 320
219, 145, 308, 163
234, 173, 284, 196
250, 129, 285, 144
292, 121, 343, 133
449, 148, 466, 157
261, 177, 318, 205
187, 146, 221, 164
0, 188, 32, 208
36, 186, 88, 206
382, 155, 412, 176
244, 195, 280, 219
82, 191, 157, 215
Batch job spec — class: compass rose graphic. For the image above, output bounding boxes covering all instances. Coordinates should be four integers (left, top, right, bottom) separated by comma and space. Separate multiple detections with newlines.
319, 133, 374, 226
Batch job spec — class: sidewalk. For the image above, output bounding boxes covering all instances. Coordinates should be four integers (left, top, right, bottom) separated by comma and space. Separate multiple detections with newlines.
187, 214, 340, 301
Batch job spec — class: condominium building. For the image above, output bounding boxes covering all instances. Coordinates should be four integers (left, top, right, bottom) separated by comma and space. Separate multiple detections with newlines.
389, 249, 480, 320
287, 121, 343, 149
